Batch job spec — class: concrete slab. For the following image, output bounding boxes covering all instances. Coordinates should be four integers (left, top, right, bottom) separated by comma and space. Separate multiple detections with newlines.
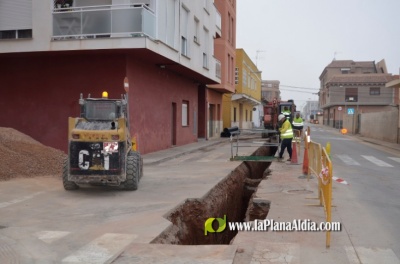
113, 243, 238, 264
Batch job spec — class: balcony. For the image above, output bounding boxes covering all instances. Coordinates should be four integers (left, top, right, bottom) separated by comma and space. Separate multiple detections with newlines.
52, 4, 156, 40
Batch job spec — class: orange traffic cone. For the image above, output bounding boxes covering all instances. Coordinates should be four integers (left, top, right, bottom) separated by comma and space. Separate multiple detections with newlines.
290, 141, 300, 165
302, 146, 309, 174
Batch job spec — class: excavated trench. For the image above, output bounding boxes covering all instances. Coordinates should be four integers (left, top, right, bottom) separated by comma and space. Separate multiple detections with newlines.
151, 145, 277, 245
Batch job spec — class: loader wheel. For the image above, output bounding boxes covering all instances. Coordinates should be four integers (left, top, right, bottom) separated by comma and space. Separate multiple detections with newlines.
62, 158, 79, 190
124, 152, 139, 190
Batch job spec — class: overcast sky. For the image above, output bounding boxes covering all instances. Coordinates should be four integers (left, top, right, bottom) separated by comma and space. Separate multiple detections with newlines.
236, 0, 400, 109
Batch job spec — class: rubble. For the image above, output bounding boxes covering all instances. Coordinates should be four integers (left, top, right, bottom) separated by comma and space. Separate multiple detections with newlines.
0, 127, 67, 181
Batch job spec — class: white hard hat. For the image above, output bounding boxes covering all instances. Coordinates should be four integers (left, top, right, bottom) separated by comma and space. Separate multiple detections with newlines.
278, 114, 285, 121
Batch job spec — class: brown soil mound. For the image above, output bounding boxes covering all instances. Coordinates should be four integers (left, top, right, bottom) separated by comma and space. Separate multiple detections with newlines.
0, 127, 67, 181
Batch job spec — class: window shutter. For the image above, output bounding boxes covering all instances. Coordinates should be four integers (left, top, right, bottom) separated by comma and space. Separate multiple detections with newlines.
0, 0, 32, 31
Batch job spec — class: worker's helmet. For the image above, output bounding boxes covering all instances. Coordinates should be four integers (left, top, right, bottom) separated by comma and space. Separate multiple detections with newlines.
278, 114, 285, 121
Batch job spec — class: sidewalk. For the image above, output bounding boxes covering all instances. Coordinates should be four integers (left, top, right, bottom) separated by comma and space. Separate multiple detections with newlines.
232, 143, 352, 264
143, 137, 227, 165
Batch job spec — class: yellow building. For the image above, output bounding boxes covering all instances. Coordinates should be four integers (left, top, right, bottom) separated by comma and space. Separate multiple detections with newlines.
223, 49, 262, 129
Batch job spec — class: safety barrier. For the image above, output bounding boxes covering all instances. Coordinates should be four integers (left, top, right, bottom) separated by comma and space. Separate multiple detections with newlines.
228, 128, 280, 161
304, 127, 333, 248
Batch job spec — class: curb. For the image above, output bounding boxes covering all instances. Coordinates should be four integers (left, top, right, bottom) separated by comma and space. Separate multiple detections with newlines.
143, 139, 227, 166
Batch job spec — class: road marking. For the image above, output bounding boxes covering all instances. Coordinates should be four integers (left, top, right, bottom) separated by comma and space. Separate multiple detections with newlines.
345, 246, 400, 264
62, 233, 136, 264
332, 176, 349, 185
361, 155, 393, 167
0, 192, 44, 209
35, 231, 70, 244
388, 157, 400, 164
336, 154, 360, 166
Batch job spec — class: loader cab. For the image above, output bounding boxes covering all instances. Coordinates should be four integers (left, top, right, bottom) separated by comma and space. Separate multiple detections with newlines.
80, 99, 123, 121
279, 101, 296, 123
79, 94, 129, 121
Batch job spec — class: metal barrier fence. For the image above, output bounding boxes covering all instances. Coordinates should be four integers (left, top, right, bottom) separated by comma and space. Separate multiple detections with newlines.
228, 128, 280, 162
306, 128, 333, 248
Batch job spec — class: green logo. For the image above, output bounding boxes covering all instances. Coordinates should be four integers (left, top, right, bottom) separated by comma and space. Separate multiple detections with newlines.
204, 215, 226, 235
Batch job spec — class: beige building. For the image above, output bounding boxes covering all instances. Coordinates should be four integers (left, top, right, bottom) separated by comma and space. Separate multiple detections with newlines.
319, 59, 399, 142
386, 76, 400, 143
261, 80, 281, 103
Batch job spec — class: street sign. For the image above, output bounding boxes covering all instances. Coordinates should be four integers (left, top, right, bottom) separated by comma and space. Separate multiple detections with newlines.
124, 77, 129, 93
347, 108, 355, 115
338, 106, 342, 111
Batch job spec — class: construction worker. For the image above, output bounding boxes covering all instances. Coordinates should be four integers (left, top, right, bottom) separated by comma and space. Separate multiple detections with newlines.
282, 106, 291, 122
292, 112, 304, 140
277, 114, 293, 162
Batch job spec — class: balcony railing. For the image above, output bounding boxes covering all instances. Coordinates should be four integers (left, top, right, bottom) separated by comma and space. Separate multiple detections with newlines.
52, 4, 156, 40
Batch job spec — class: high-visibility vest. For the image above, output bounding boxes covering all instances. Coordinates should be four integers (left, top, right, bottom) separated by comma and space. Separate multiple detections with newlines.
293, 117, 304, 127
280, 120, 293, 139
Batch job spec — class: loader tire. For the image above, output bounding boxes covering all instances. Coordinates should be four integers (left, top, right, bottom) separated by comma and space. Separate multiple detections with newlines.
62, 158, 79, 190
139, 154, 143, 181
124, 152, 139, 190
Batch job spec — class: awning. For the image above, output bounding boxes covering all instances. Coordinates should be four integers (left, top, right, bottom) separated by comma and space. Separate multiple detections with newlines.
386, 79, 400, 88
231, 93, 261, 106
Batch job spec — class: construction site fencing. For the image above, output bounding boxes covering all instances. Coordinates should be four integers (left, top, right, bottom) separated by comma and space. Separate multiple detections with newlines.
228, 128, 280, 162
305, 127, 333, 248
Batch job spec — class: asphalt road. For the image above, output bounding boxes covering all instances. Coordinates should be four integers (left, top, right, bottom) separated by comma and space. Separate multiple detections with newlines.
309, 124, 400, 262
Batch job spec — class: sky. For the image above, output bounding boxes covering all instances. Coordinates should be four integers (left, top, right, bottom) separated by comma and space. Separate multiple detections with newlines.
236, 0, 400, 110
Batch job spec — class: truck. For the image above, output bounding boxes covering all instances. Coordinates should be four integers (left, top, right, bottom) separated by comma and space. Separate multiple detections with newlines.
262, 99, 296, 138
62, 91, 143, 191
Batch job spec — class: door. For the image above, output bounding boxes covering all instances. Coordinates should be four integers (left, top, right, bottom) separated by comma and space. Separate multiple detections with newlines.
209, 104, 215, 138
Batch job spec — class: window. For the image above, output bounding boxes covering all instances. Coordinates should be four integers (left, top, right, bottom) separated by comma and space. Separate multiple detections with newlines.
203, 27, 209, 68
181, 36, 188, 56
233, 107, 237, 122
0, 0, 32, 40
203, 53, 208, 69
242, 70, 247, 87
228, 12, 231, 43
370, 87, 380, 95
0, 29, 32, 39
203, 0, 210, 13
194, 17, 200, 44
245, 110, 248, 121
235, 67, 239, 85
231, 56, 234, 84
181, 6, 189, 56
182, 101, 189, 126
341, 68, 350, 74
345, 88, 358, 102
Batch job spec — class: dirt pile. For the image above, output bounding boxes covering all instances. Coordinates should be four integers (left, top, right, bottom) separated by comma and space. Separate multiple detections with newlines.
0, 127, 67, 181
